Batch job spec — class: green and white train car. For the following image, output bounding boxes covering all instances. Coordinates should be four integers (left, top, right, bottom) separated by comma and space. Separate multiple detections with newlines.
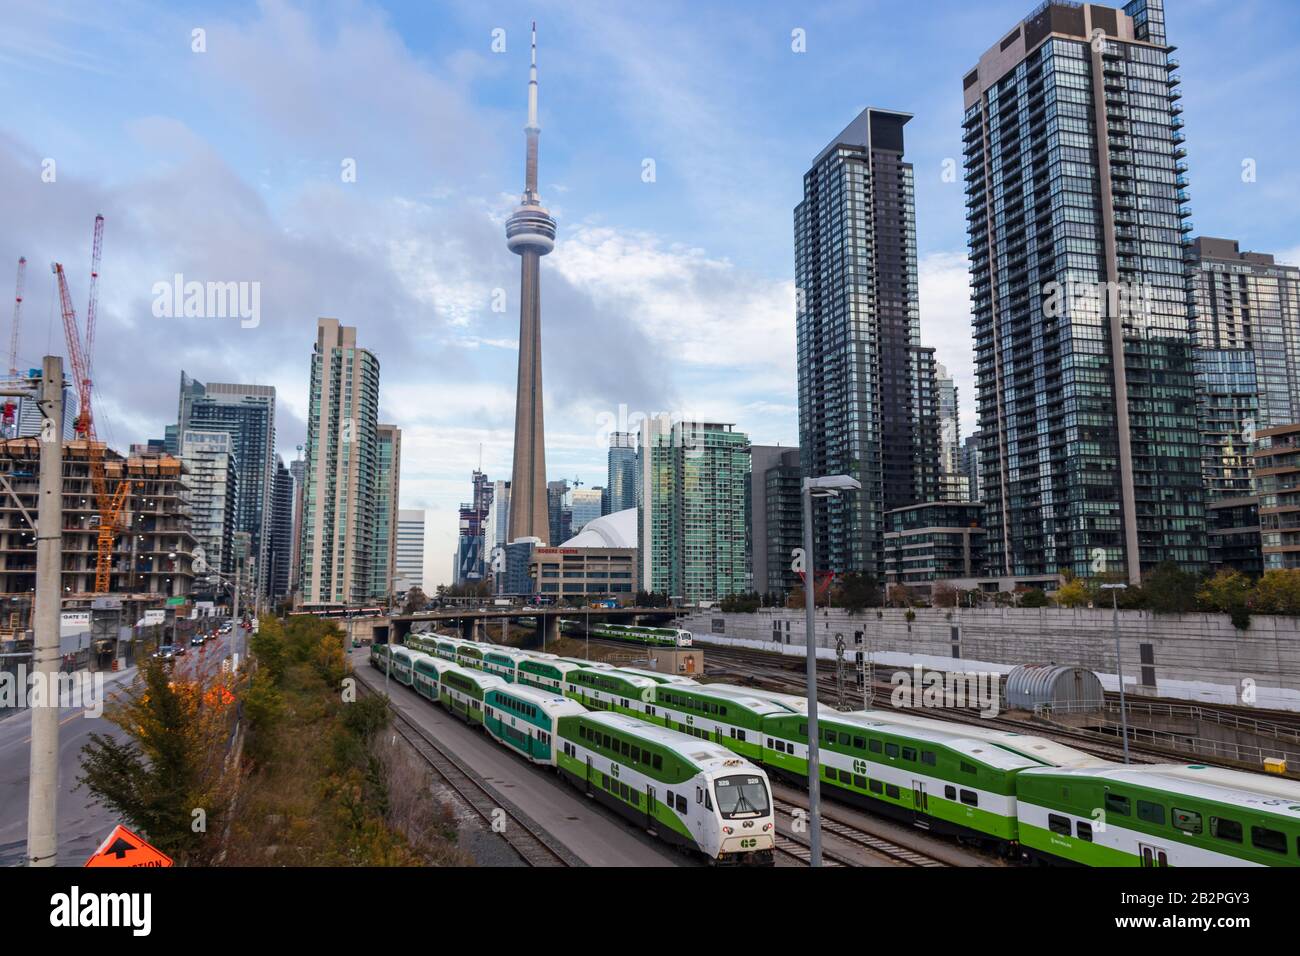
484, 684, 586, 765
516, 656, 585, 694
564, 667, 657, 718
481, 646, 535, 683
579, 621, 693, 648
648, 684, 791, 762
439, 665, 508, 726
412, 654, 460, 703
389, 646, 428, 687
369, 642, 391, 673
760, 710, 1040, 844
613, 666, 698, 686
555, 711, 775, 865
404, 633, 441, 656
1015, 762, 1300, 867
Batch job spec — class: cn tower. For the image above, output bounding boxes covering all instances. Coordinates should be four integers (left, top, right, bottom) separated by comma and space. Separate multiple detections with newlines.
505, 21, 556, 544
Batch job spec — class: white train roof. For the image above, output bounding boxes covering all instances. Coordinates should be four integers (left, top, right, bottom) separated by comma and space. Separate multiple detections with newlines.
486, 682, 578, 709
817, 711, 1040, 772
1019, 764, 1300, 818
580, 711, 764, 774
854, 709, 1110, 770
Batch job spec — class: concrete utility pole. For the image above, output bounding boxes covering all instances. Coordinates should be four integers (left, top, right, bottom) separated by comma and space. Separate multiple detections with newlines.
26, 355, 64, 867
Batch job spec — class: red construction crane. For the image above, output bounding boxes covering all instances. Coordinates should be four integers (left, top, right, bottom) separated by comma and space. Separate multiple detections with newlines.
51, 215, 130, 594
9, 256, 24, 376
3, 257, 24, 434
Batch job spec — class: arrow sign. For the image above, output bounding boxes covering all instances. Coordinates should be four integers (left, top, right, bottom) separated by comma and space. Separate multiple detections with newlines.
84, 824, 173, 868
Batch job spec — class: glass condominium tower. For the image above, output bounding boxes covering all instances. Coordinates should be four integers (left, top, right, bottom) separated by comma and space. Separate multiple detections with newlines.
961, 0, 1204, 583
794, 107, 942, 578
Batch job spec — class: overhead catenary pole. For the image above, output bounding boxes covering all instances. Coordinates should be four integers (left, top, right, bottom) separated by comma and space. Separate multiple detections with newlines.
801, 482, 824, 867
26, 355, 64, 866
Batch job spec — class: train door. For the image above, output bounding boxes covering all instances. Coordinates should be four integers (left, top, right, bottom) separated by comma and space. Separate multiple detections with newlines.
1138, 843, 1168, 867
585, 757, 593, 795
911, 780, 929, 823
646, 786, 657, 832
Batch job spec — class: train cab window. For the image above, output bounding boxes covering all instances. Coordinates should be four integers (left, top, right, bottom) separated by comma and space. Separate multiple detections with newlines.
1251, 826, 1287, 854
676, 794, 688, 814
902, 747, 917, 762
869, 779, 883, 795
1048, 814, 1072, 836
1172, 808, 1202, 835
869, 739, 882, 753
696, 787, 703, 804
921, 751, 936, 766
667, 790, 675, 805
1077, 821, 1093, 842
885, 784, 900, 799
1104, 793, 1130, 817
885, 743, 900, 758
945, 785, 956, 800
960, 790, 978, 807
1136, 800, 1165, 825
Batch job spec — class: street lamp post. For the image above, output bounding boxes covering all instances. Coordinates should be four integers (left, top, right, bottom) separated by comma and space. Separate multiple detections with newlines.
800, 474, 861, 868
1101, 583, 1131, 764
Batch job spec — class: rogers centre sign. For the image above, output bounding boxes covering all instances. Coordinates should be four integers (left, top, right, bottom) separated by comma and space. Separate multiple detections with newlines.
535, 548, 579, 555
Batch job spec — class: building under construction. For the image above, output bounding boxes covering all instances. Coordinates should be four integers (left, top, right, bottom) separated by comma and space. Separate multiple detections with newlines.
0, 439, 196, 633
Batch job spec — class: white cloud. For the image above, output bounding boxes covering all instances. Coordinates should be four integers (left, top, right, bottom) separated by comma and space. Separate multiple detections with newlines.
919, 249, 976, 438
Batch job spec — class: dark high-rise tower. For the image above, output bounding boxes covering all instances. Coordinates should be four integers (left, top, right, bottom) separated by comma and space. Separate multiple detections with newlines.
962, 0, 1205, 583
505, 23, 556, 544
794, 108, 942, 577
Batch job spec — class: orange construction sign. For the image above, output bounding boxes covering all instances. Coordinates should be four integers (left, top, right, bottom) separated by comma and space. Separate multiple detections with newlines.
84, 824, 174, 868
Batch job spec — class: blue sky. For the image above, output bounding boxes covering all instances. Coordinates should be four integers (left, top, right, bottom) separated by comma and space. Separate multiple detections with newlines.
1, 0, 1297, 586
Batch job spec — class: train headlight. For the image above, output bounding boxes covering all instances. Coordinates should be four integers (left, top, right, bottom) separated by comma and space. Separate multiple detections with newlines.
722, 826, 733, 835
763, 823, 772, 832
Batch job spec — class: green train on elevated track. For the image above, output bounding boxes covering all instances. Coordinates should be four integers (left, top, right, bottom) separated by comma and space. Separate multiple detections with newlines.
560, 619, 692, 648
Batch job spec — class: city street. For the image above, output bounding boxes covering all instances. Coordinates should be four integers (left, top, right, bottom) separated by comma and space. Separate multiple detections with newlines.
0, 622, 246, 866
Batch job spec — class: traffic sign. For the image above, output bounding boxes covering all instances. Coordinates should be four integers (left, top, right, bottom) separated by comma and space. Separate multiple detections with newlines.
84, 824, 174, 868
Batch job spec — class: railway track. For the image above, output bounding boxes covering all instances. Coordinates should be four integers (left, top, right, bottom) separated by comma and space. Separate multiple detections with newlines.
774, 799, 952, 867
774, 835, 848, 867
357, 680, 579, 867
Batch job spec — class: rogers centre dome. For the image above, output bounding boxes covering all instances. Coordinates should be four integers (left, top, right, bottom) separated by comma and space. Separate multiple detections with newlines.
560, 507, 637, 549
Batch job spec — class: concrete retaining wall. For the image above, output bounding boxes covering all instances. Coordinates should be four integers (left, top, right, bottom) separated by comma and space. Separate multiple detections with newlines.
680, 607, 1300, 711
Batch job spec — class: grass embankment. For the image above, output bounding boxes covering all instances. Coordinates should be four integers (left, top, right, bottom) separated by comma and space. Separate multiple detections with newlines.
226, 615, 471, 865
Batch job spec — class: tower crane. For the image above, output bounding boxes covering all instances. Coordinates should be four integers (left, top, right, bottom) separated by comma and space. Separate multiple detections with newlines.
51, 214, 130, 594
2, 257, 25, 435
